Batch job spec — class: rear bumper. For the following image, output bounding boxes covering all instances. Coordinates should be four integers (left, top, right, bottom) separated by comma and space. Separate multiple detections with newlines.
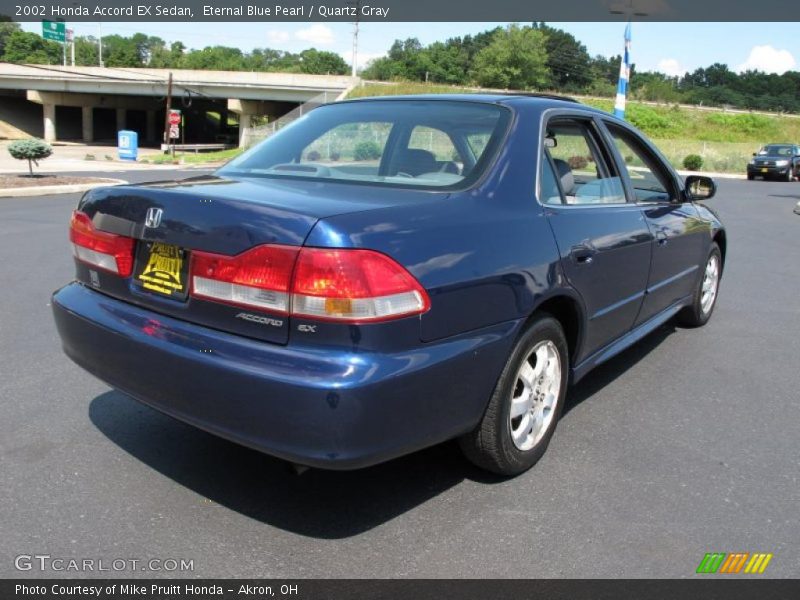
52, 282, 519, 469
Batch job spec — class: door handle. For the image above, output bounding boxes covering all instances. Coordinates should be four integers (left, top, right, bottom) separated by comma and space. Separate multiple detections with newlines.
571, 247, 596, 265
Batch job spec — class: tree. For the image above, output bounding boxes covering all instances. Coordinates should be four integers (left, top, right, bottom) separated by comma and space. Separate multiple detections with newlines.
361, 56, 404, 80
471, 25, 550, 90
101, 34, 141, 67
73, 36, 98, 66
0, 18, 20, 58
180, 46, 245, 70
424, 41, 470, 84
8, 139, 53, 176
2, 30, 61, 64
534, 23, 593, 90
296, 48, 348, 75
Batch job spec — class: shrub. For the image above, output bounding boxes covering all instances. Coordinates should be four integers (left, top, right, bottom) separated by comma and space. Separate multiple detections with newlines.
330, 151, 340, 161
683, 154, 704, 171
306, 150, 321, 162
353, 141, 381, 161
8, 138, 53, 176
567, 155, 588, 170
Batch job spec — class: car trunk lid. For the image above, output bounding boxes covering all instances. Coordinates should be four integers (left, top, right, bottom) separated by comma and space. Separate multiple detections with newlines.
73, 175, 439, 344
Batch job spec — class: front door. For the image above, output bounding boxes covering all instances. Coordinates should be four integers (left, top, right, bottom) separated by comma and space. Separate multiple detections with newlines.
601, 121, 706, 325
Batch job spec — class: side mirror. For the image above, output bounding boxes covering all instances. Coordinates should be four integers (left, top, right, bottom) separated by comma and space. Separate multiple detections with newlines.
752, 152, 757, 157
685, 175, 716, 201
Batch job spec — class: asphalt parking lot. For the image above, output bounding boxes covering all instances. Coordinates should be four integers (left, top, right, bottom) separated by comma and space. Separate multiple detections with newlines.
1, 171, 798, 578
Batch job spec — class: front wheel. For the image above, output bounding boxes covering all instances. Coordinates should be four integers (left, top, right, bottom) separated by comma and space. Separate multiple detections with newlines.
678, 242, 722, 327
459, 314, 569, 476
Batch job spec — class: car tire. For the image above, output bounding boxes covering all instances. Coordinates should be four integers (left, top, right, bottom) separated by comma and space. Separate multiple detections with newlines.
678, 242, 722, 328
459, 314, 569, 476
786, 168, 794, 182
747, 173, 754, 181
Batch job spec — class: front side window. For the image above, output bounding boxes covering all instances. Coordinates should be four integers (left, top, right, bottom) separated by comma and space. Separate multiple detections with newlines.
220, 100, 510, 190
543, 118, 626, 205
605, 123, 675, 203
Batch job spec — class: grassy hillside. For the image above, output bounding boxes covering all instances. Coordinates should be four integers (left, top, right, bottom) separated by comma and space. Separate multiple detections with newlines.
348, 82, 800, 173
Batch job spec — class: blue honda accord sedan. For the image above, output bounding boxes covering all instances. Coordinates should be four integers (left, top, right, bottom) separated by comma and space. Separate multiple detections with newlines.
52, 95, 725, 475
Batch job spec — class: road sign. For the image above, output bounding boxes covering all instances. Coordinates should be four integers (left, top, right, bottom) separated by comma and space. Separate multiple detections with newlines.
66, 29, 74, 43
42, 20, 66, 43
169, 125, 180, 140
168, 110, 181, 126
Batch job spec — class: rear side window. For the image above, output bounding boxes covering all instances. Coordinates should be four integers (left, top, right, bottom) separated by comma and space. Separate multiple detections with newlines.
220, 100, 511, 190
543, 119, 626, 205
540, 155, 563, 205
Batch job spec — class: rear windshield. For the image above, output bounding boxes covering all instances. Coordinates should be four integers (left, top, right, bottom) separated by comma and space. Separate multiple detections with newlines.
218, 100, 511, 190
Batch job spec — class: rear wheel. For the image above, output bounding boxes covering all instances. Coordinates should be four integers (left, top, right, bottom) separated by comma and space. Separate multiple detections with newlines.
678, 242, 722, 327
459, 314, 568, 476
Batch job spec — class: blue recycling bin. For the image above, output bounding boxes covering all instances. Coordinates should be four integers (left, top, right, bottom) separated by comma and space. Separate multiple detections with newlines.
117, 130, 138, 161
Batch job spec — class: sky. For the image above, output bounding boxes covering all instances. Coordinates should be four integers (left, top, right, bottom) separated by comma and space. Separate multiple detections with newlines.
19, 21, 800, 76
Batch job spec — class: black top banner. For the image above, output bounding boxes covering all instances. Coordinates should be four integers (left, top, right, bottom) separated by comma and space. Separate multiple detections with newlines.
2, 0, 800, 22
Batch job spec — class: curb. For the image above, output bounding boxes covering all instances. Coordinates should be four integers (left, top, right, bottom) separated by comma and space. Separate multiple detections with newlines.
0, 178, 127, 198
676, 170, 746, 180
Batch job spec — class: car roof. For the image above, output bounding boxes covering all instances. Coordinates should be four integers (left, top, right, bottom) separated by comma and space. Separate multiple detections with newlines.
339, 93, 609, 115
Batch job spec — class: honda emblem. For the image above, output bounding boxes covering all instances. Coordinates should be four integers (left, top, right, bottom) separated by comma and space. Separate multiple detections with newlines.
144, 207, 163, 228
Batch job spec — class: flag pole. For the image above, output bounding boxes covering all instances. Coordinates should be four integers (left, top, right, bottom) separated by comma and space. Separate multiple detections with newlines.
613, 21, 632, 119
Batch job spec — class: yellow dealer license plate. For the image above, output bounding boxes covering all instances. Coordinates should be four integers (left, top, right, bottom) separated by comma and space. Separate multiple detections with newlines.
134, 241, 189, 300
761, 168, 768, 173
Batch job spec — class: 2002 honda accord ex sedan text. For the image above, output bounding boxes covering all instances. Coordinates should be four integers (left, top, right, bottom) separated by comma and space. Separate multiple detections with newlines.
52, 95, 726, 475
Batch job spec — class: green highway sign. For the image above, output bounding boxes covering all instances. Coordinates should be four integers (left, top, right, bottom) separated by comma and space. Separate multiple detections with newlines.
42, 20, 66, 43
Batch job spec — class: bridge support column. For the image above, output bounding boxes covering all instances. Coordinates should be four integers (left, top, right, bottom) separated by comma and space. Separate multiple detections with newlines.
43, 103, 56, 143
116, 108, 126, 132
227, 99, 281, 148
238, 111, 254, 148
81, 106, 94, 143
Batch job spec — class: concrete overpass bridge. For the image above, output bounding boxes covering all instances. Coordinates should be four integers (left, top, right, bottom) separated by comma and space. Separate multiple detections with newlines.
0, 64, 354, 147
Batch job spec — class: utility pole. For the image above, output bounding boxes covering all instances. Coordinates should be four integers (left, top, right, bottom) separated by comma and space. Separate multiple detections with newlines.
348, 0, 360, 78
162, 72, 173, 151
98, 22, 104, 67
67, 28, 75, 66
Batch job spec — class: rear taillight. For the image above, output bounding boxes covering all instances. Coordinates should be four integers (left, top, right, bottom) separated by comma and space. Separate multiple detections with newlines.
189, 245, 429, 322
292, 248, 429, 321
69, 211, 135, 276
191, 245, 299, 313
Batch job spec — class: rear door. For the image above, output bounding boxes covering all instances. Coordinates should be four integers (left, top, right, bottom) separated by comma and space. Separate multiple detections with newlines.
541, 115, 653, 361
599, 120, 706, 325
